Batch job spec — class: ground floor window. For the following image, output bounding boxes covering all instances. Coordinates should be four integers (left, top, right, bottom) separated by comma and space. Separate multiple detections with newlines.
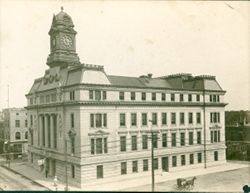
97, 165, 103, 179
121, 162, 127, 175
181, 155, 185, 166
189, 154, 194, 165
172, 156, 177, 167
198, 153, 202, 163
214, 151, 219, 161
132, 161, 138, 173
143, 159, 148, 171
153, 158, 158, 170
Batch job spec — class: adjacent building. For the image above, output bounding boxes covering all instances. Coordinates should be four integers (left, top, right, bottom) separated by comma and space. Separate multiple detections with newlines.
26, 8, 227, 188
1, 108, 28, 157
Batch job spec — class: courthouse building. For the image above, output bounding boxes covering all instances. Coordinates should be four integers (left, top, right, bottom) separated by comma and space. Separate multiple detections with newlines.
26, 8, 227, 188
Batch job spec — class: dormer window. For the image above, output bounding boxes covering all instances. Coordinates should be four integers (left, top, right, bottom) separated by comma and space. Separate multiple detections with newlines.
188, 94, 192, 102
95, 90, 101, 100
119, 92, 124, 100
152, 93, 156, 101
131, 92, 136, 100
171, 93, 175, 102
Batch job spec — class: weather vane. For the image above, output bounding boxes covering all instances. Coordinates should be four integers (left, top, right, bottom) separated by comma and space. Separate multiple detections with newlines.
61, 6, 64, 11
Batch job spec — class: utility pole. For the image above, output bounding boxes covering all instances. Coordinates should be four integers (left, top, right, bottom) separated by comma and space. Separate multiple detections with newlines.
64, 139, 68, 191
203, 81, 207, 169
151, 130, 155, 192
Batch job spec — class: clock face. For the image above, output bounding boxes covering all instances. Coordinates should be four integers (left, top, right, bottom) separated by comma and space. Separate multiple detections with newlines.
61, 35, 73, 48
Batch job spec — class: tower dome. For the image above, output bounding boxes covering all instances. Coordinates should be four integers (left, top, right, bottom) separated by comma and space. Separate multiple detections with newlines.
52, 7, 74, 28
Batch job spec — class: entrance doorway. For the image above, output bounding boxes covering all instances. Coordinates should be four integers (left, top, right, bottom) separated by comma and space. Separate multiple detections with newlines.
161, 157, 169, 172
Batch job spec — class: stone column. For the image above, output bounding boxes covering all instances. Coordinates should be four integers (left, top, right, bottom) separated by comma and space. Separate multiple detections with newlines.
50, 114, 55, 149
39, 115, 44, 147
44, 114, 48, 148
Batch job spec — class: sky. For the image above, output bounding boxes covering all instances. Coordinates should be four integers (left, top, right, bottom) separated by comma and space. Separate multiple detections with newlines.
0, 0, 249, 111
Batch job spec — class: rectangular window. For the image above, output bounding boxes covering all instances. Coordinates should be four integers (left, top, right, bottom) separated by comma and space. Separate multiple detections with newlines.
190, 154, 194, 164
217, 95, 220, 102
71, 137, 75, 154
218, 130, 220, 142
97, 165, 103, 179
197, 131, 201, 144
180, 113, 185, 125
71, 165, 75, 178
119, 92, 124, 100
188, 112, 193, 124
214, 151, 218, 161
120, 113, 126, 127
30, 115, 33, 126
180, 94, 184, 102
153, 134, 158, 148
141, 92, 146, 101
172, 156, 177, 167
131, 113, 137, 126
104, 138, 108, 153
211, 131, 214, 143
180, 132, 185, 146
198, 153, 202, 163
103, 114, 107, 127
90, 114, 94, 127
121, 162, 127, 175
143, 159, 148, 171
171, 133, 176, 147
196, 112, 201, 124
142, 113, 148, 126
181, 155, 186, 166
102, 91, 107, 100
132, 161, 138, 173
131, 92, 136, 100
120, 136, 126, 152
15, 120, 20, 128
171, 93, 175, 102
161, 113, 167, 125
171, 113, 176, 125
189, 132, 193, 145
188, 94, 192, 102
214, 130, 218, 143
196, 94, 200, 102
161, 93, 166, 101
131, 136, 137, 151
210, 95, 213, 102
152, 93, 156, 101
213, 95, 216, 102
70, 113, 74, 128
95, 90, 101, 100
153, 158, 158, 170
162, 133, 167, 147
96, 138, 103, 154
152, 113, 157, 125
25, 120, 28, 127
89, 90, 94, 100
70, 91, 75, 101
142, 135, 148, 149
95, 113, 102, 128
91, 139, 95, 155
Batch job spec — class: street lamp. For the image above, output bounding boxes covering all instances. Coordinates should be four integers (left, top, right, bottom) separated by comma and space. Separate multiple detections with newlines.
4, 140, 10, 168
53, 175, 58, 191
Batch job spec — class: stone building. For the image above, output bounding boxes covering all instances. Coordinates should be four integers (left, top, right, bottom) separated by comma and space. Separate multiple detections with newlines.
26, 8, 227, 188
1, 108, 28, 157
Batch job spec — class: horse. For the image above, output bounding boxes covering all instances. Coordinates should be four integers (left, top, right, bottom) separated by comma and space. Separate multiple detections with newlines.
184, 176, 197, 190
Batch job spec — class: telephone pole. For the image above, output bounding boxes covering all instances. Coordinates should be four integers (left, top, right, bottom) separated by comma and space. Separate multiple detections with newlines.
151, 130, 155, 192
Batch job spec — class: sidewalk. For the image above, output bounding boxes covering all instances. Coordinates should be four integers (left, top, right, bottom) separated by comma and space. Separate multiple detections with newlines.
7, 161, 249, 191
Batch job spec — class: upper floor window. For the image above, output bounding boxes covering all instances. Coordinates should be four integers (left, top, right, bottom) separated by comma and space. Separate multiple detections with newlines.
152, 93, 156, 101
171, 113, 176, 125
95, 90, 101, 100
142, 135, 148, 149
89, 90, 94, 99
188, 94, 192, 102
210, 112, 220, 123
70, 91, 75, 100
162, 133, 167, 147
51, 93, 57, 102
131, 113, 137, 126
180, 132, 185, 146
171, 133, 176, 147
210, 94, 220, 102
211, 130, 220, 143
90, 113, 107, 128
161, 93, 166, 101
120, 113, 126, 127
141, 92, 146, 101
30, 115, 33, 127
180, 94, 184, 102
71, 165, 75, 178
102, 91, 107, 100
40, 95, 45, 104
89, 90, 106, 100
189, 131, 193, 145
197, 131, 201, 144
15, 132, 21, 140
91, 138, 108, 154
70, 113, 74, 128
180, 112, 185, 125
196, 112, 201, 124
131, 92, 136, 100
15, 120, 20, 128
152, 113, 157, 125
190, 154, 194, 164
198, 152, 202, 163
142, 113, 148, 126
25, 131, 28, 139
30, 98, 33, 105
171, 93, 175, 102
46, 95, 50, 103
120, 136, 126, 152
25, 120, 28, 127
172, 156, 177, 167
196, 94, 200, 102
131, 136, 137, 151
161, 113, 167, 125
119, 92, 124, 100
188, 112, 193, 124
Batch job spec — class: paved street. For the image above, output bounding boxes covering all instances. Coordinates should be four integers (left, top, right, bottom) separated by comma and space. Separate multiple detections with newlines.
0, 165, 48, 191
123, 165, 250, 192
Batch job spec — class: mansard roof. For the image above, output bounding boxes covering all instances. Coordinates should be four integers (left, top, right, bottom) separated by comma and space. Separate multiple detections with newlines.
27, 64, 225, 95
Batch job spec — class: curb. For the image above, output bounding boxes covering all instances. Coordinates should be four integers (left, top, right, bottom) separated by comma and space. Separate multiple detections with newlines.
0, 165, 52, 191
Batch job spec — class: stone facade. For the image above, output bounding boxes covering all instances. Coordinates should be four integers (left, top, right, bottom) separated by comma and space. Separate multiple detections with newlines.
26, 8, 227, 188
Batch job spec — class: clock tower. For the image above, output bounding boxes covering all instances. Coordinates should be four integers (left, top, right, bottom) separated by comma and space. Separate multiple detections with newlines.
47, 7, 80, 67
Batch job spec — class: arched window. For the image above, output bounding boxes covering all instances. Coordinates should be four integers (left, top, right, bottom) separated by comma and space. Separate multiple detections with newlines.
15, 132, 21, 140
25, 131, 28, 139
